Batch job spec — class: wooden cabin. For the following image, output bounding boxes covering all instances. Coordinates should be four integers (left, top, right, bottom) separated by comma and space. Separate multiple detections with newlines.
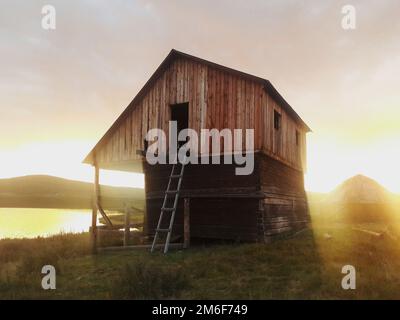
84, 49, 311, 249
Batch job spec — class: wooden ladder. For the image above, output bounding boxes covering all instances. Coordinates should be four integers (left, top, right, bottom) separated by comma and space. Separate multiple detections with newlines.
151, 154, 187, 254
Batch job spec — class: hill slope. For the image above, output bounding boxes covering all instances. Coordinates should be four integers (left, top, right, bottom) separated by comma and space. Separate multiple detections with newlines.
325, 174, 392, 204
0, 175, 145, 210
312, 175, 399, 223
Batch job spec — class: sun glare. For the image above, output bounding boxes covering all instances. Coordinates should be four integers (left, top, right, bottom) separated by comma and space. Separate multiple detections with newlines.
0, 140, 144, 189
305, 133, 400, 193
0, 133, 399, 194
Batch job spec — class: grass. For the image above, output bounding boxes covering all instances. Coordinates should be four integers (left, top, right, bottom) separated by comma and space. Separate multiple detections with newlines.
1, 222, 400, 299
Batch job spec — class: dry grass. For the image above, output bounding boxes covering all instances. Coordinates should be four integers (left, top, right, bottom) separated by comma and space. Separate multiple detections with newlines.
1, 222, 400, 299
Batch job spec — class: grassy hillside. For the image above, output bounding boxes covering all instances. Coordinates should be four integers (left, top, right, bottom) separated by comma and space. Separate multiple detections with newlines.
2, 222, 400, 299
0, 175, 145, 211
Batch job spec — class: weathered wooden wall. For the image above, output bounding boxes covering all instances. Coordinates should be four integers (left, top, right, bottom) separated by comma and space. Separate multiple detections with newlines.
95, 57, 307, 172
144, 153, 309, 242
144, 154, 261, 200
143, 154, 261, 241
259, 153, 309, 239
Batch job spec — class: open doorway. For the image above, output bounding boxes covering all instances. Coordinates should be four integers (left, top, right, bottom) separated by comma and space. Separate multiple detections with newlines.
170, 102, 189, 148
170, 102, 189, 132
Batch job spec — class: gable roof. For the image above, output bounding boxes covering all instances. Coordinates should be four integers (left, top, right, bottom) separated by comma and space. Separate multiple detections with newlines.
84, 49, 311, 164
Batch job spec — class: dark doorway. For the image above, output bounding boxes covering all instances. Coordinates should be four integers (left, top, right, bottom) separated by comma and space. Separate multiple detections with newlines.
170, 103, 189, 148
170, 103, 189, 133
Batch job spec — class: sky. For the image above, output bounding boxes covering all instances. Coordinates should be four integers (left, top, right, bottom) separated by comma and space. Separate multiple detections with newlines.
0, 0, 399, 192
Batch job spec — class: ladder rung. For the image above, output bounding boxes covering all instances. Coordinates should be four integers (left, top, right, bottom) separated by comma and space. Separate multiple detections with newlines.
161, 207, 175, 212
170, 174, 183, 179
166, 190, 179, 194
156, 228, 171, 233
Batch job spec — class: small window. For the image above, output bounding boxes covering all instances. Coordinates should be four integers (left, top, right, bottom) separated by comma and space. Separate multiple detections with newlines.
296, 130, 300, 146
274, 110, 281, 130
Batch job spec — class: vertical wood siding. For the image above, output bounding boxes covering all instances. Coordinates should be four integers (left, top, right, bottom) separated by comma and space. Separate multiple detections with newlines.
96, 58, 307, 171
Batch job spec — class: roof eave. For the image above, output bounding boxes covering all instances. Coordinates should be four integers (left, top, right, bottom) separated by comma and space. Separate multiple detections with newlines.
263, 81, 311, 132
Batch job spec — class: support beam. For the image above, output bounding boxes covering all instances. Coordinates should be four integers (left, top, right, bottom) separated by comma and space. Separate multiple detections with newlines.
93, 165, 113, 228
183, 198, 190, 249
91, 165, 99, 254
124, 205, 131, 246
98, 205, 113, 227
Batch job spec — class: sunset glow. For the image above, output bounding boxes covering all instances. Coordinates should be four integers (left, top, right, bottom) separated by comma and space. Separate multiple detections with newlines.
0, 141, 144, 188
2, 0, 400, 302
1, 1, 399, 193
306, 134, 400, 193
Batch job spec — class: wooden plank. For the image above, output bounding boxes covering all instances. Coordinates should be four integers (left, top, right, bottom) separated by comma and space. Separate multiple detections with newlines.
170, 60, 177, 104
196, 62, 202, 134
184, 58, 189, 102
125, 115, 131, 160
235, 78, 241, 150
244, 80, 251, 150
352, 227, 383, 238
230, 75, 236, 131
255, 84, 262, 150
163, 66, 170, 140
178, 59, 184, 103
209, 67, 216, 129
214, 69, 220, 130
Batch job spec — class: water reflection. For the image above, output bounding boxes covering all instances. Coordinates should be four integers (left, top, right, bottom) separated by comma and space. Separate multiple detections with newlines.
0, 208, 92, 239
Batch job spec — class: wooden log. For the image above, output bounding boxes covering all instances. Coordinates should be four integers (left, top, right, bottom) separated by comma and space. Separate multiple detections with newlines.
124, 205, 130, 246
183, 198, 190, 249
352, 227, 383, 238
98, 205, 113, 227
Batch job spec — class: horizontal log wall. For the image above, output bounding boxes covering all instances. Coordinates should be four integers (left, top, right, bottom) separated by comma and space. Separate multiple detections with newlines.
144, 153, 309, 242
143, 155, 261, 199
258, 153, 309, 240
146, 198, 260, 242
96, 58, 307, 171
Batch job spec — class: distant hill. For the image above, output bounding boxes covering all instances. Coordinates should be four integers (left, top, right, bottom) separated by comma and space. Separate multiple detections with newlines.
316, 175, 398, 223
325, 174, 392, 204
0, 175, 145, 211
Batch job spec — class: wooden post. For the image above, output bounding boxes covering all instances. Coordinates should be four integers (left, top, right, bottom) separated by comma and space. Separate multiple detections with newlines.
183, 198, 190, 249
91, 165, 100, 254
124, 205, 130, 247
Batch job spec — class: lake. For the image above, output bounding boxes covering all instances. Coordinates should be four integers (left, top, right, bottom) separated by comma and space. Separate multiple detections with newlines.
0, 208, 92, 239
